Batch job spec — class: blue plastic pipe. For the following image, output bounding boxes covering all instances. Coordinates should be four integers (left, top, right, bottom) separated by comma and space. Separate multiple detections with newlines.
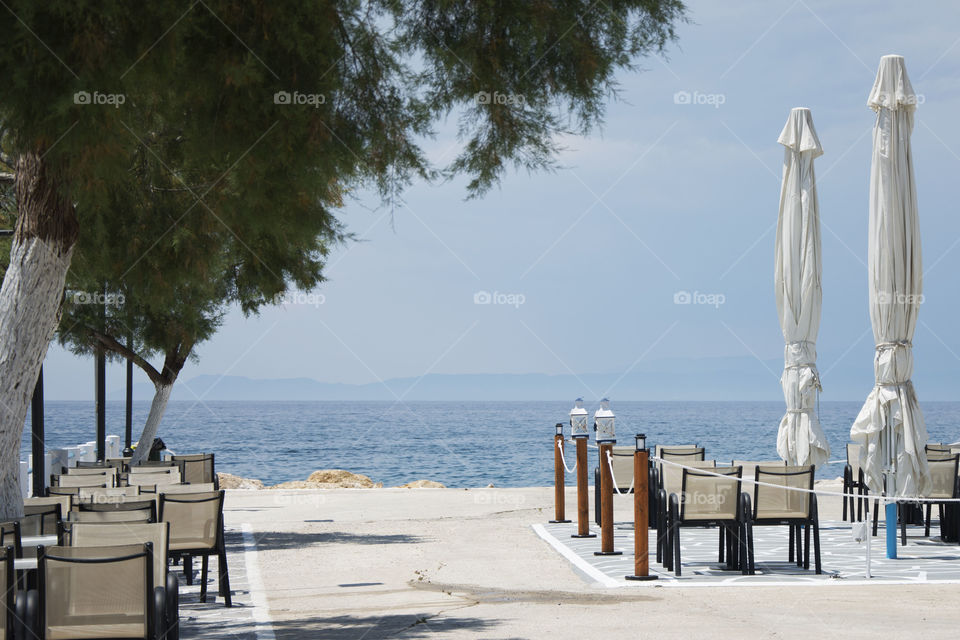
885, 501, 897, 559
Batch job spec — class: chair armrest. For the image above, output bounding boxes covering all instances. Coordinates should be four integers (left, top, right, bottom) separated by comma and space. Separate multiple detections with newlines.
21, 590, 38, 640
154, 586, 166, 640
739, 492, 752, 523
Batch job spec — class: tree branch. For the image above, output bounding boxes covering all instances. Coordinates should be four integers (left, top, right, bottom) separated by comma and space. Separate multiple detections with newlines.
88, 328, 164, 386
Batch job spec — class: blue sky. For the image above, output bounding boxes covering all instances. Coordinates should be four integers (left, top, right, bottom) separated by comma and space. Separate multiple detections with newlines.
42, 0, 960, 400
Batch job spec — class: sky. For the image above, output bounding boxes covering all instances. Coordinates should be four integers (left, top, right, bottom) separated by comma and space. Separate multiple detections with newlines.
40, 0, 960, 401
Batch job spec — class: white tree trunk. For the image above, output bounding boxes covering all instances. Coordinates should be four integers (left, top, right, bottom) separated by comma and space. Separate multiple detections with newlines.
129, 382, 173, 466
0, 153, 76, 519
0, 238, 73, 517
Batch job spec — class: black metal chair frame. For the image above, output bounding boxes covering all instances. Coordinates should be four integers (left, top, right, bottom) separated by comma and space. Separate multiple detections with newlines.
655, 449, 707, 564
843, 446, 868, 522
743, 465, 822, 575
159, 490, 232, 607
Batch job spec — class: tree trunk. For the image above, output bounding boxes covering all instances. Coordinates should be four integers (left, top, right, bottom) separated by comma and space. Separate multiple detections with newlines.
128, 381, 174, 467
0, 153, 78, 518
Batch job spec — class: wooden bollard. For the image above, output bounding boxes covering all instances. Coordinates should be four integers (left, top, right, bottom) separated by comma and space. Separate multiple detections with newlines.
571, 436, 595, 538
594, 442, 621, 556
625, 440, 657, 580
549, 424, 570, 523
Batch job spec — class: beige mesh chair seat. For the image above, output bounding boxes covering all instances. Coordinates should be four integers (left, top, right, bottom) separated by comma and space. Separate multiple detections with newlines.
65, 523, 178, 635
125, 470, 181, 488
664, 466, 746, 576
171, 454, 217, 488
26, 543, 170, 640
22, 504, 62, 536
922, 454, 960, 540
743, 465, 821, 574
78, 499, 157, 522
160, 490, 231, 606
654, 444, 701, 457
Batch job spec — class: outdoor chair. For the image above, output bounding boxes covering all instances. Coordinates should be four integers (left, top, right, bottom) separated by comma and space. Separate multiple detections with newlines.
593, 446, 638, 526
124, 470, 181, 487
922, 454, 960, 541
843, 443, 869, 522
131, 461, 178, 470
926, 443, 951, 456
23, 543, 173, 640
51, 472, 114, 489
106, 457, 132, 472
743, 465, 821, 574
0, 522, 21, 559
656, 459, 716, 563
64, 522, 178, 639
664, 466, 746, 576
66, 465, 114, 476
171, 454, 218, 488
159, 490, 231, 606
25, 495, 72, 520
74, 461, 108, 469
654, 444, 701, 458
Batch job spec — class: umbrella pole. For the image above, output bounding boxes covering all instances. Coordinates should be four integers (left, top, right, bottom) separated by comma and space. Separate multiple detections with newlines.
884, 417, 897, 559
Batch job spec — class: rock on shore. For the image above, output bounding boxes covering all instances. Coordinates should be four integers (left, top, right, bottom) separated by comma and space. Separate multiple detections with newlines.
268, 469, 383, 490
217, 472, 265, 490
397, 480, 446, 488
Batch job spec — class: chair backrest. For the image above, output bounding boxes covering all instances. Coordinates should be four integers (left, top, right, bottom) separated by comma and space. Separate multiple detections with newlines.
754, 465, 815, 520
926, 444, 953, 459
0, 546, 12, 636
733, 460, 786, 480
67, 522, 169, 591
139, 482, 215, 495
47, 486, 81, 497
160, 490, 224, 552
845, 443, 862, 474
38, 543, 153, 640
925, 455, 960, 499
172, 453, 216, 485
0, 522, 21, 558
660, 460, 716, 498
679, 466, 742, 521
126, 470, 181, 486
23, 504, 62, 536
66, 465, 114, 476
26, 495, 73, 517
106, 457, 131, 471
52, 473, 113, 488
130, 461, 177, 471
79, 499, 157, 521
656, 445, 703, 459
608, 446, 635, 489
78, 486, 141, 505
69, 508, 153, 525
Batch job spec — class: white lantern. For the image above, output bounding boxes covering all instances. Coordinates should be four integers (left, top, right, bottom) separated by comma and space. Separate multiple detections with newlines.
569, 398, 589, 438
594, 398, 615, 444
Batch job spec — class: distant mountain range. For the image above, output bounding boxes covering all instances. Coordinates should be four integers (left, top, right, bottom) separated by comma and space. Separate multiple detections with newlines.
106, 355, 960, 401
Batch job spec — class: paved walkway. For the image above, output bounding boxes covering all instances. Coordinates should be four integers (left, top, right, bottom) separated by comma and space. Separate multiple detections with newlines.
536, 518, 960, 587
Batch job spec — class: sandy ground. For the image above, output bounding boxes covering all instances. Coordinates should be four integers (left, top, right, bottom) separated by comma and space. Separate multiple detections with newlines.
223, 485, 960, 639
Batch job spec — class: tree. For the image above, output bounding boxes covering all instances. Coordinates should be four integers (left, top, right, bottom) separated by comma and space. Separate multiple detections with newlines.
58, 120, 342, 466
0, 0, 686, 517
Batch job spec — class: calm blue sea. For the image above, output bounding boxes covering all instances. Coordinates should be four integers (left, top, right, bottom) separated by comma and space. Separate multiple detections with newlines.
20, 401, 960, 487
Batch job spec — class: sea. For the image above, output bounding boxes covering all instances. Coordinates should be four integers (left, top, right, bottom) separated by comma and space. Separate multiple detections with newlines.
20, 401, 960, 487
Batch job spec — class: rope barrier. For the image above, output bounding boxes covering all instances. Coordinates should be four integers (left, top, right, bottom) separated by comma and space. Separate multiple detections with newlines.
605, 450, 634, 496
652, 455, 960, 504
556, 439, 576, 474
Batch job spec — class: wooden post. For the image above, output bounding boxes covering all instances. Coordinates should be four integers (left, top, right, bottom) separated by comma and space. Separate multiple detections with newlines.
594, 442, 621, 556
549, 427, 570, 523
571, 437, 595, 538
626, 448, 657, 580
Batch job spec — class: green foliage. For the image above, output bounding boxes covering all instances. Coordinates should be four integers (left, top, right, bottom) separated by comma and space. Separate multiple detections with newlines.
0, 0, 685, 372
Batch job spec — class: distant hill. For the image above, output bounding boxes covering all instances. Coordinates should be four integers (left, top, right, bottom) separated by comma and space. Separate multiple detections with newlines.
106, 355, 960, 401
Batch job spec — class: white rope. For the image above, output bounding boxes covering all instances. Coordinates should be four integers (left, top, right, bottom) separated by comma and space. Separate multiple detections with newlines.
556, 439, 576, 474
652, 455, 960, 504
605, 450, 634, 495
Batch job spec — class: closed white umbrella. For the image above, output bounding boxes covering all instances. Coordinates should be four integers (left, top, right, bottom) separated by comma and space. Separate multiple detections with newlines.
775, 107, 830, 467
850, 55, 930, 498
